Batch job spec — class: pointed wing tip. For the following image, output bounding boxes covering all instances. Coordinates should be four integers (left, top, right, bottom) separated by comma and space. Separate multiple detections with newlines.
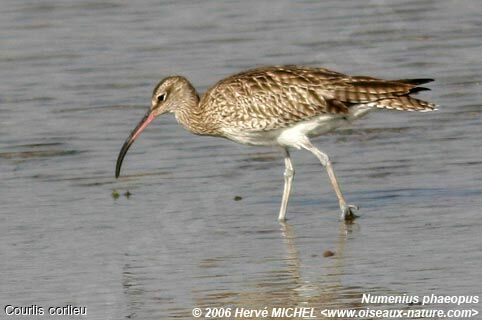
399, 78, 435, 85
418, 78, 435, 84
410, 86, 432, 94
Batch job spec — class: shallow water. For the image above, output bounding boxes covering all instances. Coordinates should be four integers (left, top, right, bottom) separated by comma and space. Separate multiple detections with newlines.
1, 0, 481, 319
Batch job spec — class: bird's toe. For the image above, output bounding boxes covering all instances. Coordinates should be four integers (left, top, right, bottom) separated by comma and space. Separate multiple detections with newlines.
341, 204, 359, 221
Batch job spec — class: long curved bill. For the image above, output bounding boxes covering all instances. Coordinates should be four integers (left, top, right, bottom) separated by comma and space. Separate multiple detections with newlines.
115, 109, 156, 178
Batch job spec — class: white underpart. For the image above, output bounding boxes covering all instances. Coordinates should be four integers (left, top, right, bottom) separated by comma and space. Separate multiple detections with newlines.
222, 104, 374, 147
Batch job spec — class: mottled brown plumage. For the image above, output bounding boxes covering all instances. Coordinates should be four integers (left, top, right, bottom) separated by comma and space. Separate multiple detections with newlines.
116, 65, 436, 221
196, 66, 435, 134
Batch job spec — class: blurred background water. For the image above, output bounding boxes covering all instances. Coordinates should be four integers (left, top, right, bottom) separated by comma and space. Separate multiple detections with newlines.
1, 0, 481, 319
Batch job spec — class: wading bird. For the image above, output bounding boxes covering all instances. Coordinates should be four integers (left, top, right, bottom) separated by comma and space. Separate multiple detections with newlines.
115, 65, 435, 221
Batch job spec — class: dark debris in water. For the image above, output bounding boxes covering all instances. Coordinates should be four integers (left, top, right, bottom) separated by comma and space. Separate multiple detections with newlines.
234, 195, 243, 201
111, 190, 120, 200
112, 189, 132, 199
323, 250, 335, 257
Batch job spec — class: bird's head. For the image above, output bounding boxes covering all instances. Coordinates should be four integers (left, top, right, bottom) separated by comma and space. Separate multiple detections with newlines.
115, 76, 197, 178
150, 76, 193, 115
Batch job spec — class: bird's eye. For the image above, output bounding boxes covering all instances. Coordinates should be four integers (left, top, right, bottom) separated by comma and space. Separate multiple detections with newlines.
157, 93, 166, 102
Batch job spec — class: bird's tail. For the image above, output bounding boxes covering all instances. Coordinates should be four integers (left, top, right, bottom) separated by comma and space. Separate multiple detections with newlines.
369, 96, 437, 112
371, 78, 437, 112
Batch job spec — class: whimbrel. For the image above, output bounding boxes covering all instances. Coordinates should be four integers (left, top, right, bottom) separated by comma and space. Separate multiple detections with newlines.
115, 65, 436, 221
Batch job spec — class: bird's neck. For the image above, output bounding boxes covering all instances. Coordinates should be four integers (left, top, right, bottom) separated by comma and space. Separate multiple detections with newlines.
174, 102, 200, 134
174, 89, 214, 136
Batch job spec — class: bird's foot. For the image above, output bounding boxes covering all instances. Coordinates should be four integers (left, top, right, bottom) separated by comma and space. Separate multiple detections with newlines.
340, 203, 359, 221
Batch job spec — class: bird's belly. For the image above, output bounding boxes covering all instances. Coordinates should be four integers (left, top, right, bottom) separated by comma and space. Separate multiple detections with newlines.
276, 115, 347, 148
221, 116, 348, 147
221, 104, 373, 148
277, 105, 373, 148
221, 128, 282, 146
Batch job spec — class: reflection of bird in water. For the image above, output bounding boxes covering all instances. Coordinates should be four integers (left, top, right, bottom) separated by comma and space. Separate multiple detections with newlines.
122, 222, 415, 318
115, 66, 436, 221
278, 221, 358, 302
190, 221, 364, 318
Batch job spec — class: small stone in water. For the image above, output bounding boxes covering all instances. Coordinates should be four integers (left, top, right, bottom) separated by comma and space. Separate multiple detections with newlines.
323, 250, 335, 257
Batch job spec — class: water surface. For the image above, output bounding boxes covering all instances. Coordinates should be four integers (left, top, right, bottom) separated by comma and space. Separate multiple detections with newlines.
1, 1, 481, 319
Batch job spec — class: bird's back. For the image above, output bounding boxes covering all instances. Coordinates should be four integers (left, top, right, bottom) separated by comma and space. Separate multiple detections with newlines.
198, 65, 435, 137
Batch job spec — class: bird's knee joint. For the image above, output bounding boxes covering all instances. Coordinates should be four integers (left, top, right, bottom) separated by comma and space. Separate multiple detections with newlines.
284, 167, 295, 178
318, 153, 330, 166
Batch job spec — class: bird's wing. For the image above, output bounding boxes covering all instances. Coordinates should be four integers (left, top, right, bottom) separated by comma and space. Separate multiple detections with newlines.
201, 66, 434, 131
329, 76, 435, 111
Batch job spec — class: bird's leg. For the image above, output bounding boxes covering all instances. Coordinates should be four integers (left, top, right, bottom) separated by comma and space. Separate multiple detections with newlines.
301, 141, 358, 220
278, 148, 295, 221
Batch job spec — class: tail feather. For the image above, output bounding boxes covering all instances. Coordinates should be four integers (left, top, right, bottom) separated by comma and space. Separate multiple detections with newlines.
368, 96, 437, 112
337, 76, 437, 112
